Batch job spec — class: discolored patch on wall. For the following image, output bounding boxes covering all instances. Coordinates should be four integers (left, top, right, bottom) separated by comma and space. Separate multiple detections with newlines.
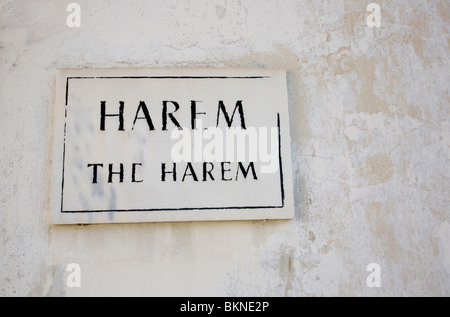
366, 202, 402, 261
362, 153, 394, 185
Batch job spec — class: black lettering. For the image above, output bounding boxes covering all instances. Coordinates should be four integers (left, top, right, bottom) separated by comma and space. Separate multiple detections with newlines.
202, 162, 215, 181
108, 163, 124, 183
162, 101, 181, 130
235, 162, 258, 180
161, 163, 177, 181
221, 162, 232, 181
182, 163, 198, 181
191, 100, 206, 129
100, 101, 124, 131
132, 163, 143, 183
216, 100, 246, 129
87, 163, 103, 183
132, 101, 155, 130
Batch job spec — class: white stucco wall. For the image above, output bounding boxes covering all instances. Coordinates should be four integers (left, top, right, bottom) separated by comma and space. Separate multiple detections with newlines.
0, 0, 448, 296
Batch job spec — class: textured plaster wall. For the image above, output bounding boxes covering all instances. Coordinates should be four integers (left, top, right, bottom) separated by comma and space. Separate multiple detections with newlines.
0, 0, 449, 296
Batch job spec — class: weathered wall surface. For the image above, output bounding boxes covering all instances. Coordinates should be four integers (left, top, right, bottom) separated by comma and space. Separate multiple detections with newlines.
1, 0, 448, 296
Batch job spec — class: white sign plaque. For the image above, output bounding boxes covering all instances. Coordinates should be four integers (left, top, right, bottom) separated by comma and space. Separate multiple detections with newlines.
50, 68, 294, 224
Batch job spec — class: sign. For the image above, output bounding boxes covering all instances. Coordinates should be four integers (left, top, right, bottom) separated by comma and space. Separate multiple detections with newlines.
50, 68, 294, 224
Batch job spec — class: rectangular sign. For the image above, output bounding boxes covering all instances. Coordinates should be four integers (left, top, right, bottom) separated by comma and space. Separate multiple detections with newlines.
50, 68, 294, 224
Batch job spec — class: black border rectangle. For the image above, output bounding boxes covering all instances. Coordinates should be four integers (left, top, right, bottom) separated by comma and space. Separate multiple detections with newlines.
61, 76, 284, 213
